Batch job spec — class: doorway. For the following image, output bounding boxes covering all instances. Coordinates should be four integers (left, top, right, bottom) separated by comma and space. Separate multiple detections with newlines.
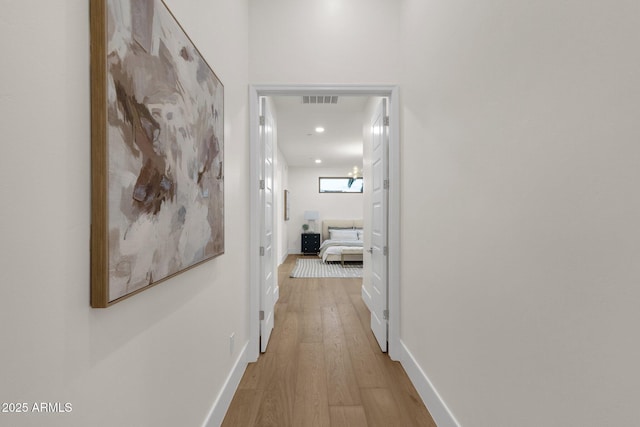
248, 85, 400, 362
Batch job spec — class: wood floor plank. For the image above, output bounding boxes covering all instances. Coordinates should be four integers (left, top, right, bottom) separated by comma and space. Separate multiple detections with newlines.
322, 307, 362, 405
237, 360, 260, 390
343, 330, 387, 388
376, 355, 438, 427
301, 310, 323, 343
360, 388, 404, 427
277, 261, 295, 300
322, 306, 343, 345
286, 280, 305, 312
253, 352, 298, 426
342, 278, 362, 296
336, 302, 365, 337
277, 279, 292, 304
337, 303, 386, 388
329, 406, 369, 427
292, 342, 331, 427
302, 280, 321, 313
350, 294, 385, 353
274, 301, 288, 324
273, 311, 300, 356
318, 281, 336, 307
253, 352, 277, 391
278, 266, 291, 284
221, 389, 263, 427
330, 279, 353, 304
253, 386, 290, 427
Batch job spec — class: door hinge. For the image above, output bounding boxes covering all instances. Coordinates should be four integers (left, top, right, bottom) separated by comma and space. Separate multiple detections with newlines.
383, 179, 389, 190
259, 179, 265, 190
259, 310, 265, 321
383, 309, 389, 320
383, 246, 388, 256
260, 246, 265, 256
383, 116, 390, 126
259, 116, 265, 126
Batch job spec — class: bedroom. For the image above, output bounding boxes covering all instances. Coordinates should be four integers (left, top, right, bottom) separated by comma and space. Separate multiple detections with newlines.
269, 95, 377, 268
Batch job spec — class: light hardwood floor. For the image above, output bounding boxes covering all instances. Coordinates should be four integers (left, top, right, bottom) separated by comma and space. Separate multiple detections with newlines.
222, 255, 436, 427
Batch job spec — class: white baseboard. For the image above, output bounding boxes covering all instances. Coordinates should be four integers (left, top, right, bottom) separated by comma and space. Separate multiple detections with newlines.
361, 285, 373, 312
399, 340, 461, 427
202, 341, 249, 427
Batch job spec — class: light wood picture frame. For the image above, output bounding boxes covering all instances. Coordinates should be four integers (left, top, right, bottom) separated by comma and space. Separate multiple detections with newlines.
284, 189, 290, 221
90, 0, 224, 307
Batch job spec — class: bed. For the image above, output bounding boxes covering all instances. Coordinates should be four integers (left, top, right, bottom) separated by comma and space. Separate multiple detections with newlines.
318, 219, 364, 264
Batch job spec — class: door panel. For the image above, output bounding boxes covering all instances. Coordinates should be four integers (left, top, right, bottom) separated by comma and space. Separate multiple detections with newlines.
370, 98, 389, 352
260, 97, 276, 352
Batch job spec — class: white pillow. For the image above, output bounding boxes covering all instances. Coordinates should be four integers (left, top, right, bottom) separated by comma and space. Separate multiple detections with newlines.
330, 229, 359, 241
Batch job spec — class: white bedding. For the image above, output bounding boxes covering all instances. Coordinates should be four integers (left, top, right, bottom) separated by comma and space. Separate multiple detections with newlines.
318, 239, 364, 262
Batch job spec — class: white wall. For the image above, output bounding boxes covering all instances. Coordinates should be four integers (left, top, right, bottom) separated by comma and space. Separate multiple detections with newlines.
0, 1, 249, 426
400, 1, 640, 426
276, 147, 290, 264
249, 0, 401, 84
287, 167, 363, 253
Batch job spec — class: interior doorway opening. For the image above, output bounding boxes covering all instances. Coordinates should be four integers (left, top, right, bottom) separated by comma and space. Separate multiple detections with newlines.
248, 85, 400, 362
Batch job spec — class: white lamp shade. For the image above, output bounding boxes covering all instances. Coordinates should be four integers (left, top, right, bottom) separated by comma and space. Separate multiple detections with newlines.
304, 210, 320, 220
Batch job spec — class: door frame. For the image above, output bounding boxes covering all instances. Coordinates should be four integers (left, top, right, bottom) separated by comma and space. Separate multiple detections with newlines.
247, 84, 401, 362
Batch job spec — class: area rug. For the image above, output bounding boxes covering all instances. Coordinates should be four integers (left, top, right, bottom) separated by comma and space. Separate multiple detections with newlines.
290, 258, 363, 278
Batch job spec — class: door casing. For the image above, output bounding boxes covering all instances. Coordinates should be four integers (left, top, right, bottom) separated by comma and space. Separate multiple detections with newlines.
247, 84, 401, 362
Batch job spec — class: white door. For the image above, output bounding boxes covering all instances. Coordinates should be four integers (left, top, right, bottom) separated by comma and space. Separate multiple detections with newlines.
370, 98, 389, 352
260, 97, 277, 352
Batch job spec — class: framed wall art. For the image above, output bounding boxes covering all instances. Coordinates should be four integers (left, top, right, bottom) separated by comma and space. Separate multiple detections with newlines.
284, 190, 290, 221
90, 0, 224, 307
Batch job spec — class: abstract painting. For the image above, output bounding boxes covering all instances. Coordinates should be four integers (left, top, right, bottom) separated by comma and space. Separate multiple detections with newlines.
90, 0, 224, 307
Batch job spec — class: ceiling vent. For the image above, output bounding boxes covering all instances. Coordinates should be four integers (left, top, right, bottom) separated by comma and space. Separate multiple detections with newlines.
302, 95, 338, 105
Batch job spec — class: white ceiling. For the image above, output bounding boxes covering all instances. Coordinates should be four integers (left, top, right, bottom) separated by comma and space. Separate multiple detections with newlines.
271, 95, 370, 170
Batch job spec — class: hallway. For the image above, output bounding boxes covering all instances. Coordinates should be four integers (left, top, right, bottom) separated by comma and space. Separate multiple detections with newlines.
222, 255, 436, 426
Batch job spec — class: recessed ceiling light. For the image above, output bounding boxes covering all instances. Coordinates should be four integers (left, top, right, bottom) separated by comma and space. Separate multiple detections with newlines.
315, 159, 322, 164
315, 127, 325, 133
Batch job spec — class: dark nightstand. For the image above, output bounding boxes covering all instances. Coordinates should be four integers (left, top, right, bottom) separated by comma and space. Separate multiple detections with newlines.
301, 233, 321, 255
